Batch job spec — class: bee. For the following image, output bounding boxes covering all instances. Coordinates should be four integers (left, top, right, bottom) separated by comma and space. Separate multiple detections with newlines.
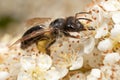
11, 12, 95, 55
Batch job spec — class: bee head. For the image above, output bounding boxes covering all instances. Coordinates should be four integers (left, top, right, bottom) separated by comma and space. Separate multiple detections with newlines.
64, 16, 85, 32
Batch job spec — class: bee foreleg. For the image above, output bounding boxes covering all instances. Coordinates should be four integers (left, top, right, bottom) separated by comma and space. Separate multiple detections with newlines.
63, 32, 80, 39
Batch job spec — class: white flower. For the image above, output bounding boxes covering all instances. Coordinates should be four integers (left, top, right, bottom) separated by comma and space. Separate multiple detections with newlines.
68, 53, 83, 70
17, 71, 32, 80
101, 0, 120, 11
0, 71, 9, 80
87, 69, 101, 80
110, 24, 120, 39
87, 76, 98, 80
100, 64, 120, 80
103, 53, 120, 65
69, 55, 83, 70
83, 37, 95, 54
20, 56, 36, 71
53, 52, 83, 70
37, 54, 52, 70
44, 67, 68, 80
56, 67, 68, 78
97, 38, 113, 52
17, 54, 52, 80
45, 67, 60, 80
112, 12, 120, 24
95, 23, 108, 38
90, 69, 101, 78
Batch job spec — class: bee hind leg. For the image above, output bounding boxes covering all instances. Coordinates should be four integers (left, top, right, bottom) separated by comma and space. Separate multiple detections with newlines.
46, 39, 56, 55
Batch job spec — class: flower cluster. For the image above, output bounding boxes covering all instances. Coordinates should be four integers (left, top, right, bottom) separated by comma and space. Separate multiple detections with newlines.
0, 0, 120, 80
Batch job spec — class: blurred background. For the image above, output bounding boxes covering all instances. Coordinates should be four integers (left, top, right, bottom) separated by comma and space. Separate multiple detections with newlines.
0, 0, 92, 38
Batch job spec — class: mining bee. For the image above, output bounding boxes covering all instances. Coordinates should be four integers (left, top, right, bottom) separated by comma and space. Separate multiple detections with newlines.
11, 12, 95, 55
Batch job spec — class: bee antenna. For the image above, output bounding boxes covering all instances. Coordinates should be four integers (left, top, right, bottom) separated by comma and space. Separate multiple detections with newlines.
77, 18, 92, 22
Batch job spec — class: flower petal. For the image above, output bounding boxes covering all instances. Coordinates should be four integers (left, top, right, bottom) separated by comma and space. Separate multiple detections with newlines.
111, 24, 120, 38
17, 71, 32, 80
70, 55, 83, 70
56, 67, 68, 78
20, 57, 35, 70
44, 67, 60, 80
95, 23, 108, 38
37, 54, 52, 71
112, 12, 120, 23
0, 71, 9, 80
101, 0, 120, 11
103, 53, 120, 65
45, 67, 68, 80
90, 69, 101, 78
83, 37, 95, 54
87, 69, 101, 80
97, 39, 113, 52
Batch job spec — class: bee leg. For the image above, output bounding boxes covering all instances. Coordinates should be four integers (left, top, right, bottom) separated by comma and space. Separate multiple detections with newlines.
75, 12, 91, 19
36, 38, 49, 54
46, 39, 56, 55
46, 49, 50, 55
64, 32, 80, 39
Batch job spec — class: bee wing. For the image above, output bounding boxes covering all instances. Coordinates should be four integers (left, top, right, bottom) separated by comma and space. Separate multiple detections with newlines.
26, 17, 52, 27
9, 28, 52, 48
